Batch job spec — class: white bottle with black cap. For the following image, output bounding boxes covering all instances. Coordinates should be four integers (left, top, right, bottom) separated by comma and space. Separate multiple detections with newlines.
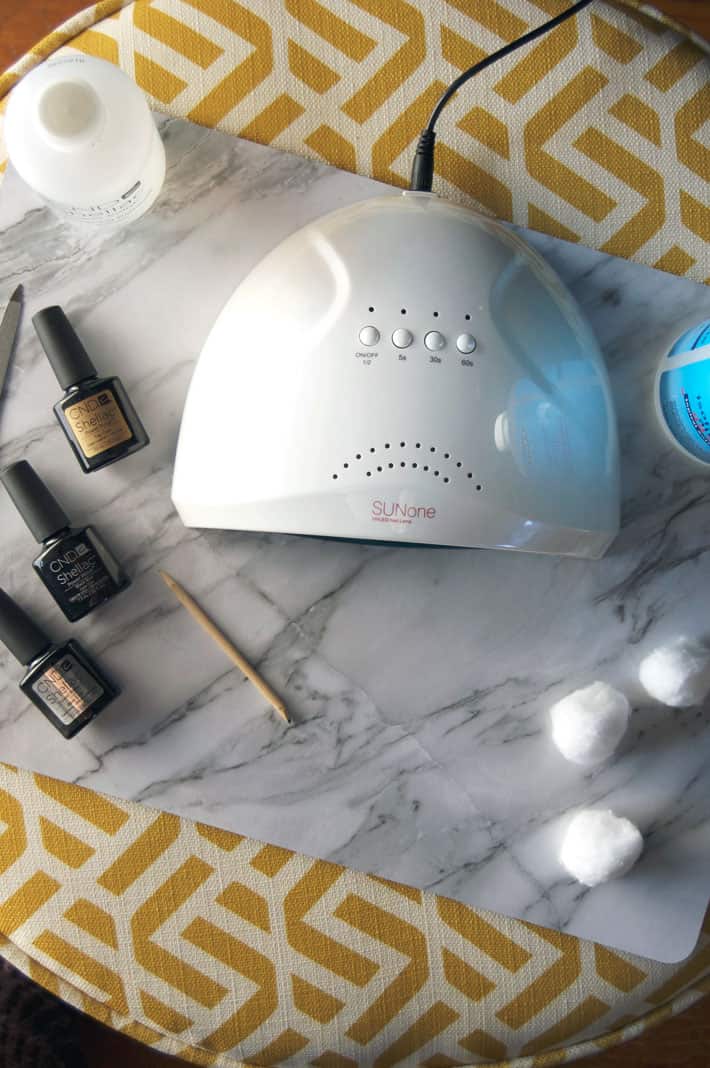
4, 53, 165, 228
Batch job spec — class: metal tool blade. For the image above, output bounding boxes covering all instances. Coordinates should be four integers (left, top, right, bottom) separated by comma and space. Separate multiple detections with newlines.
0, 284, 23, 401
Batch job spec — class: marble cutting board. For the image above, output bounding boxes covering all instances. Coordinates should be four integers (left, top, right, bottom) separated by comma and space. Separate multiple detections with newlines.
0, 117, 709, 963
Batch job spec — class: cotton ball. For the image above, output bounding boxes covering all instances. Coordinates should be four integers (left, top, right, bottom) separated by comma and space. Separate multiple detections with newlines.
550, 682, 630, 766
559, 809, 643, 887
639, 637, 710, 708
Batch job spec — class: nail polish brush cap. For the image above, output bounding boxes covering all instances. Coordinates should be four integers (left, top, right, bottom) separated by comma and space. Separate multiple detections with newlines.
1, 460, 70, 542
33, 305, 97, 389
0, 587, 51, 665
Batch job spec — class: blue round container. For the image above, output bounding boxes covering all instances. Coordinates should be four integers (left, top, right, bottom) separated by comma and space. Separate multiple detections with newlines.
655, 319, 710, 465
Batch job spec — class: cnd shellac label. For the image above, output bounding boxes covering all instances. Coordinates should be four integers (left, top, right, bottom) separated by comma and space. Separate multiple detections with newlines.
64, 389, 132, 458
35, 528, 127, 620
32, 653, 104, 725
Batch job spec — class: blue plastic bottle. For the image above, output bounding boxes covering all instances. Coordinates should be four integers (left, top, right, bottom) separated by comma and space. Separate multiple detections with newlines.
655, 319, 710, 465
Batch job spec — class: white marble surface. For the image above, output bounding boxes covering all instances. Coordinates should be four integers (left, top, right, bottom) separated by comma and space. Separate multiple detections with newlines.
1, 118, 709, 963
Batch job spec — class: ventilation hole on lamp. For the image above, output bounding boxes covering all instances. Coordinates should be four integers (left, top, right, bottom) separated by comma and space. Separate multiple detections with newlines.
388, 462, 394, 469
368, 305, 374, 312
377, 465, 383, 472
356, 453, 362, 460
433, 311, 439, 318
412, 462, 418, 469
465, 313, 471, 321
369, 446, 376, 453
434, 470, 440, 477
415, 442, 421, 449
476, 484, 483, 492
400, 441, 406, 447
401, 308, 407, 315
444, 452, 450, 459
400, 461, 406, 467
366, 471, 372, 477
343, 462, 349, 469
456, 461, 462, 468
443, 476, 450, 484
423, 465, 429, 472
430, 446, 436, 453
467, 472, 473, 479
332, 474, 338, 480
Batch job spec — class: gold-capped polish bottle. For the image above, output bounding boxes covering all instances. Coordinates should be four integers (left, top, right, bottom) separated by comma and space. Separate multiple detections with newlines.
33, 305, 149, 472
1, 460, 130, 622
0, 586, 119, 738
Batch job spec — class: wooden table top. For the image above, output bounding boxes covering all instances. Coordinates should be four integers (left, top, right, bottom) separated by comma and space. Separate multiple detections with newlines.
1, 0, 708, 72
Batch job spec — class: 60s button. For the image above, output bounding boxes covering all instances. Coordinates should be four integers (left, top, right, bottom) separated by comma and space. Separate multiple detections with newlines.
456, 333, 477, 353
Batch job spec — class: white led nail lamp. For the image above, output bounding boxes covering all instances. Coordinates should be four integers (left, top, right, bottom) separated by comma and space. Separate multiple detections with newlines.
172, 191, 620, 558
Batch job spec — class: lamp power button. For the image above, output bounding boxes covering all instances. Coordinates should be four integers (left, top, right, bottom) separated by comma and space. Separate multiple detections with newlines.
359, 326, 380, 346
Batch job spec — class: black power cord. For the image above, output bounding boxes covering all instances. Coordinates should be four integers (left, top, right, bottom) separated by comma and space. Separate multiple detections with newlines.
409, 0, 595, 192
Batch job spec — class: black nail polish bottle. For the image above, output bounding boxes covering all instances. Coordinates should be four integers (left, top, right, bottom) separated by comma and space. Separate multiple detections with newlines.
1, 460, 131, 622
33, 305, 149, 473
0, 587, 118, 737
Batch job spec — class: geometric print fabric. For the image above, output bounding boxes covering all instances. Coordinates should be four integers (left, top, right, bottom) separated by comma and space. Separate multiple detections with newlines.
0, 764, 708, 1066
0, 0, 708, 283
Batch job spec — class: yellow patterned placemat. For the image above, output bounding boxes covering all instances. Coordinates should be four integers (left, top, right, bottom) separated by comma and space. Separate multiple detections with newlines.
0, 764, 709, 1067
0, 0, 708, 283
